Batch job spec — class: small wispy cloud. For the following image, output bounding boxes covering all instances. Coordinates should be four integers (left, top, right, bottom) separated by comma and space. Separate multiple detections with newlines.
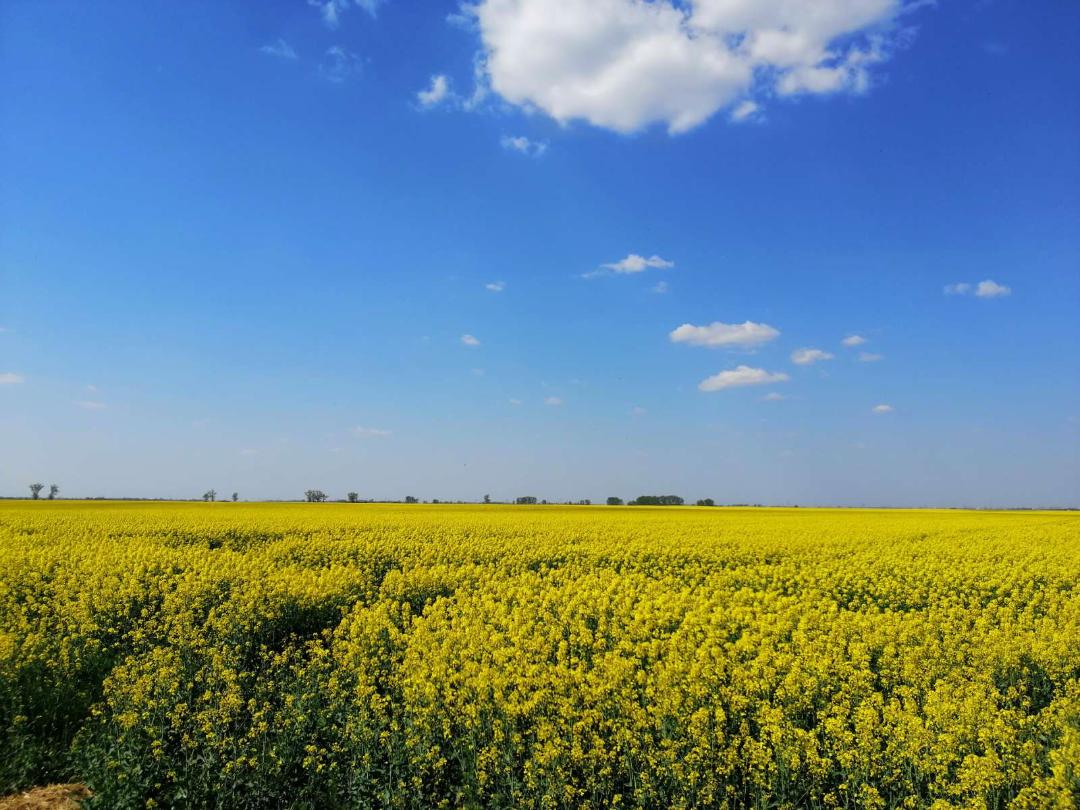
352, 426, 392, 438
319, 46, 362, 83
872, 404, 894, 414
763, 392, 786, 401
485, 281, 505, 292
791, 348, 834, 365
461, 333, 481, 347
75, 400, 106, 410
0, 372, 24, 385
858, 352, 883, 362
945, 280, 1011, 298
310, 0, 347, 28
630, 405, 648, 416
651, 281, 669, 294
841, 334, 867, 347
670, 321, 780, 349
508, 398, 523, 406
544, 396, 563, 406
417, 74, 452, 107
730, 100, 761, 123
309, 0, 382, 28
500, 134, 548, 157
698, 366, 789, 392
260, 38, 298, 60
975, 280, 1011, 298
603, 254, 673, 274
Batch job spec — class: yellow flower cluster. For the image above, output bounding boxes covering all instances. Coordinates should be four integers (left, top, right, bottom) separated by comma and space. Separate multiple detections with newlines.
1, 501, 1078, 808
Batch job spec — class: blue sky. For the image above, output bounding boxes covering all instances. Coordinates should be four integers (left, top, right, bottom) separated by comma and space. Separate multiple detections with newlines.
1, 0, 1078, 506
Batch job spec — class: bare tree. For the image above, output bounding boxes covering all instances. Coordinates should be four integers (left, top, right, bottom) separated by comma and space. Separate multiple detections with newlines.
29, 483, 44, 500
203, 490, 216, 502
48, 484, 59, 500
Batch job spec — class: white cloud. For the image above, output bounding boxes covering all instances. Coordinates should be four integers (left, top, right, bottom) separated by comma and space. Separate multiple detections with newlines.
417, 74, 452, 107
945, 280, 1011, 298
310, 0, 382, 28
508, 398, 523, 405
352, 426, 392, 438
604, 253, 674, 274
485, 280, 505, 292
461, 334, 481, 346
652, 281, 669, 294
872, 404, 894, 414
763, 392, 785, 401
260, 39, 298, 60
465, 0, 924, 134
0, 372, 24, 385
630, 405, 648, 415
841, 334, 867, 347
75, 400, 106, 410
699, 365, 789, 392
975, 279, 1011, 298
791, 347, 834, 365
319, 46, 362, 82
670, 320, 780, 348
730, 99, 761, 122
544, 396, 563, 406
500, 134, 548, 156
858, 352, 883, 362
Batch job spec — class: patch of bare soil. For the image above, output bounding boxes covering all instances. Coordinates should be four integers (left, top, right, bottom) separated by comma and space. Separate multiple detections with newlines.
0, 784, 90, 810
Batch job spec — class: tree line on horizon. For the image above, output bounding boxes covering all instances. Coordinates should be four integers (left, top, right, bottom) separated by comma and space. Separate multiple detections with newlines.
23, 485, 720, 507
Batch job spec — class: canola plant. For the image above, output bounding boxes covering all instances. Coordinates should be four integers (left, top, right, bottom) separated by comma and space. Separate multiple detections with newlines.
0, 501, 1077, 808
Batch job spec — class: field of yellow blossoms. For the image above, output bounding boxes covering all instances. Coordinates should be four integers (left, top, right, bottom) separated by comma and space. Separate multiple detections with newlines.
1, 501, 1077, 808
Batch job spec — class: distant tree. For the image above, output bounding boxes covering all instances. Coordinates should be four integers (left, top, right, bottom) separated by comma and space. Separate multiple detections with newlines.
629, 495, 684, 506
29, 483, 45, 500
203, 489, 217, 502
305, 490, 328, 503
404, 495, 418, 504
232, 492, 239, 502
48, 484, 60, 500
540, 499, 548, 505
515, 496, 538, 505
606, 496, 623, 506
432, 498, 440, 504
696, 498, 715, 507
347, 492, 360, 503
483, 494, 491, 504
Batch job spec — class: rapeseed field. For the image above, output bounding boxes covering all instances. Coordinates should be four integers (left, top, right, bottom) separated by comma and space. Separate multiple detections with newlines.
1, 501, 1077, 808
